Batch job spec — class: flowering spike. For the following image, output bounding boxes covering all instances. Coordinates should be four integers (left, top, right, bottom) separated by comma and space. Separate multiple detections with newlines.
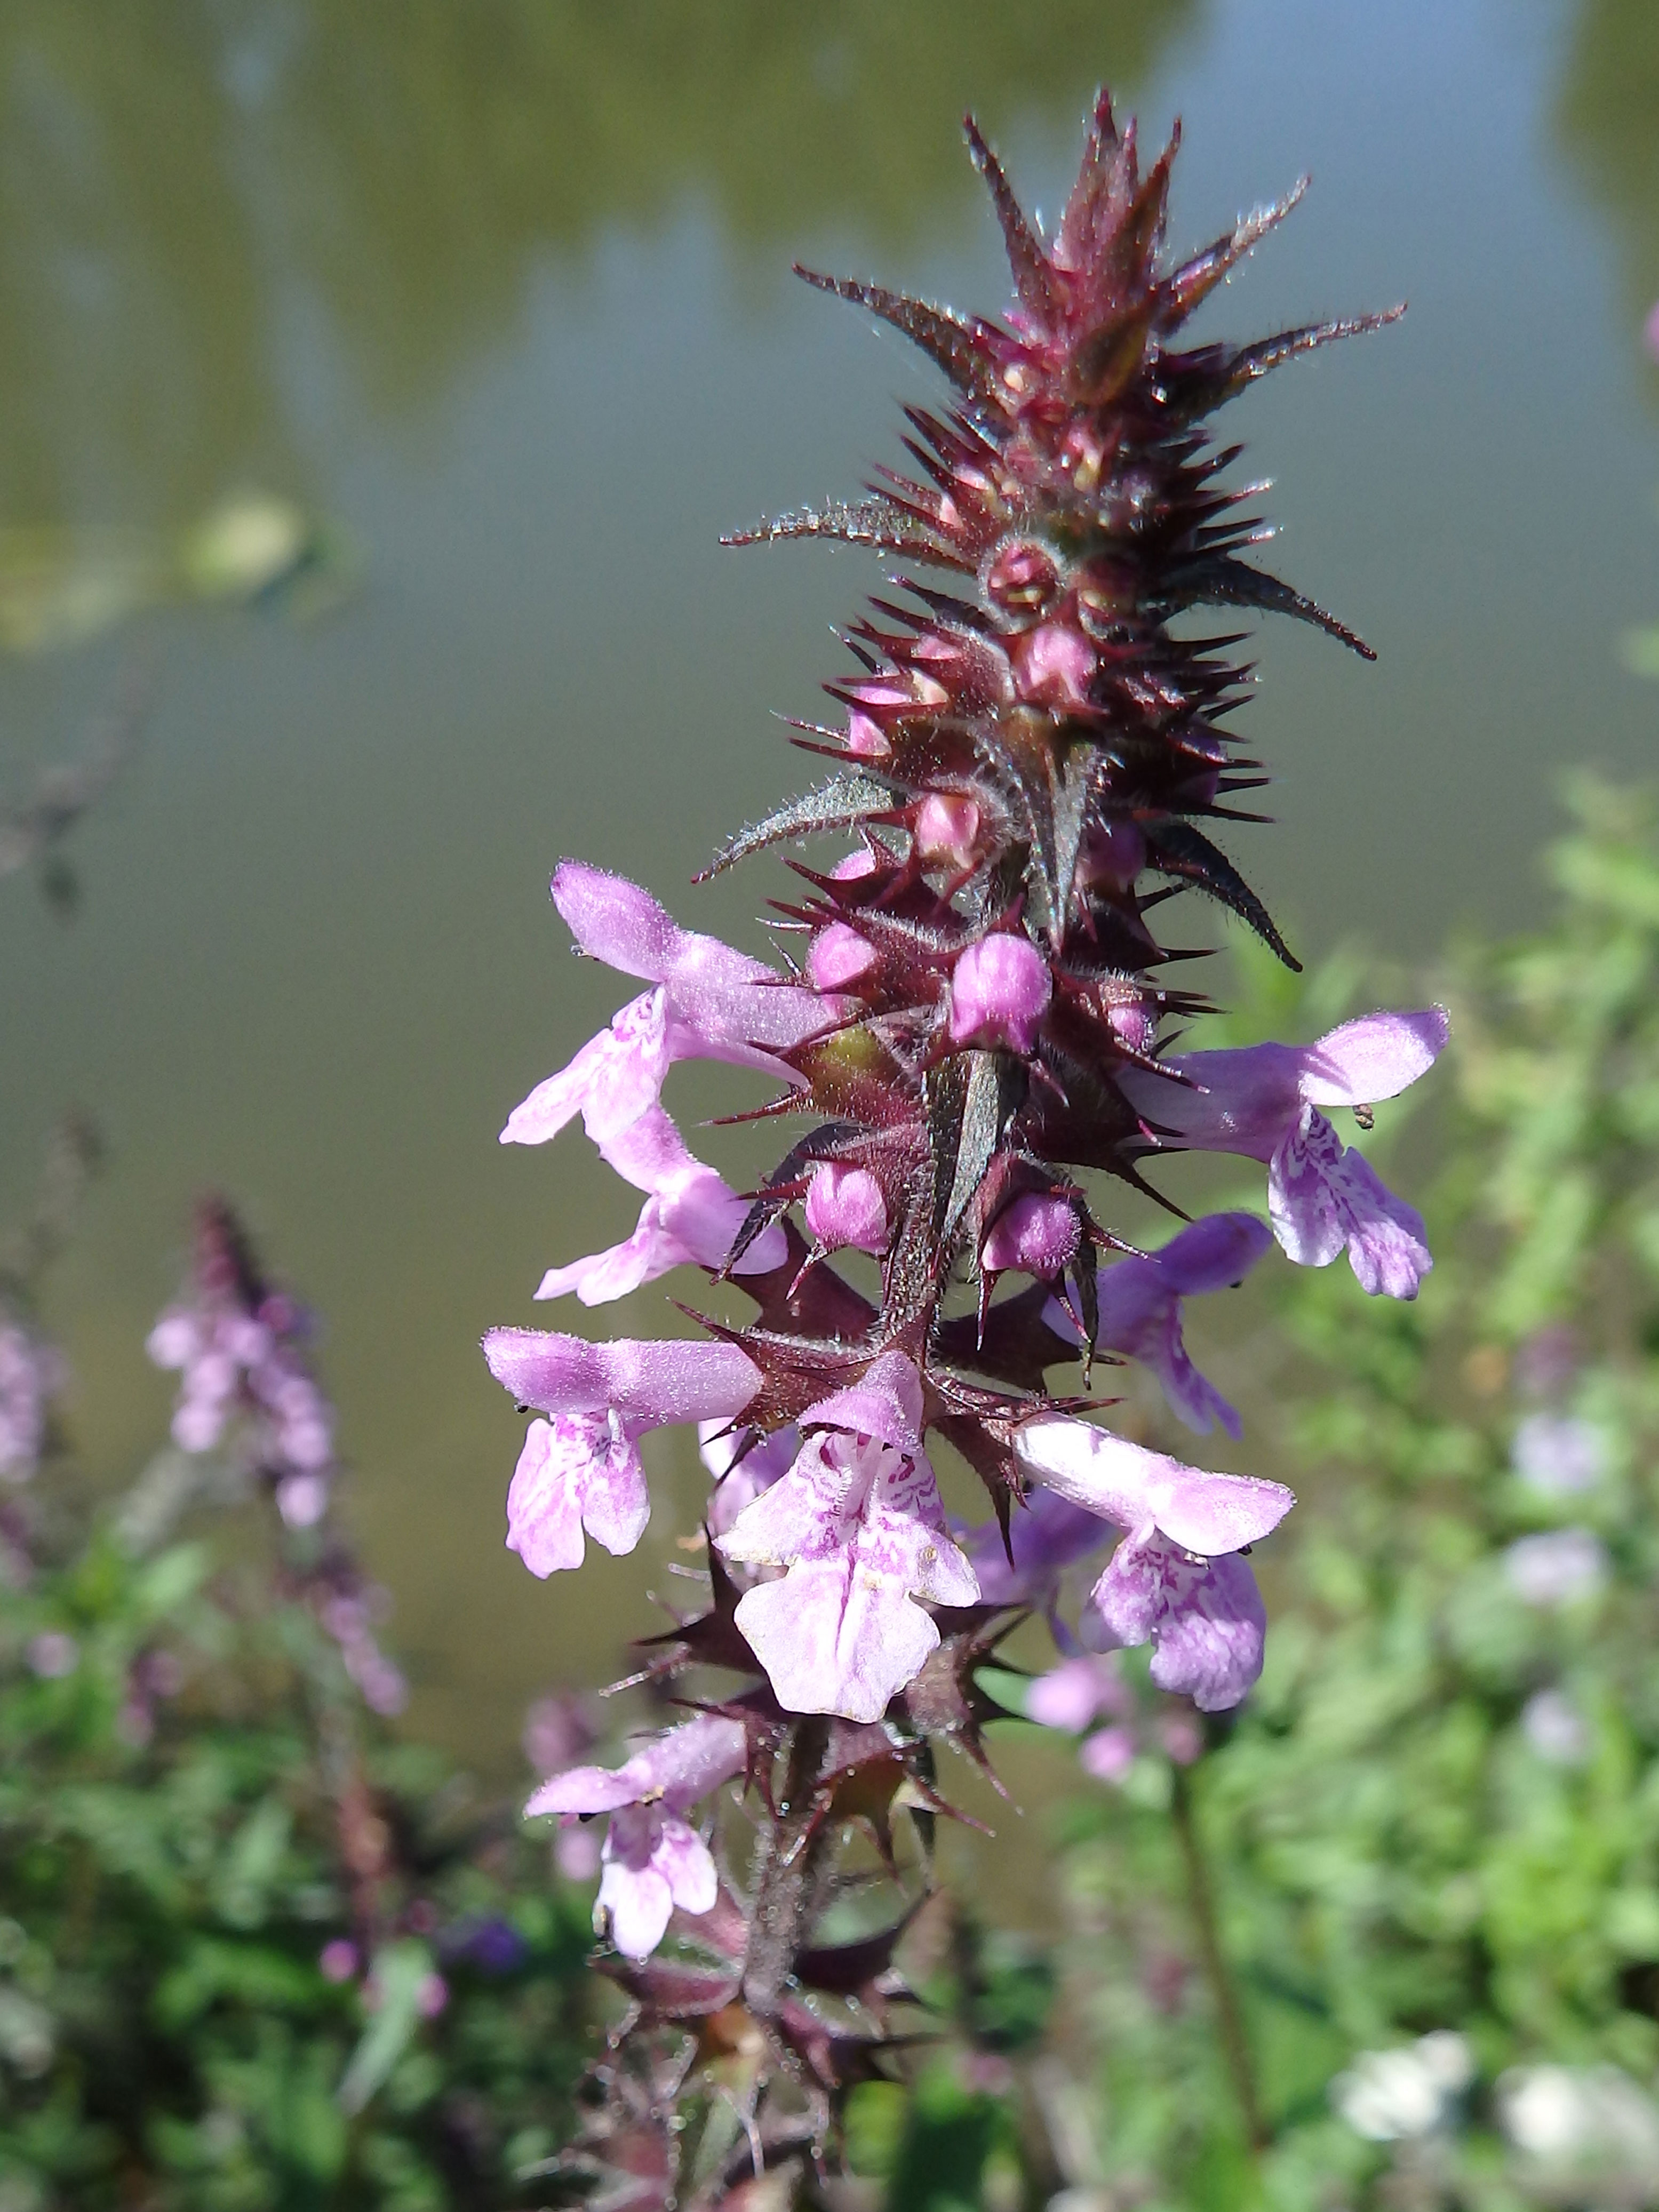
484, 95, 1442, 2184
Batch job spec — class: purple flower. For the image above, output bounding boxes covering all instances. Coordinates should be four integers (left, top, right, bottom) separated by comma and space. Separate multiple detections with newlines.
1083, 1535, 1267, 1711
148, 1204, 339, 1498
956, 1483, 1111, 1612
715, 1352, 979, 1721
0, 1322, 64, 1484
525, 1715, 745, 1959
533, 1106, 785, 1304
1646, 301, 1659, 365
1043, 1212, 1272, 1436
500, 864, 828, 1151
1015, 1415, 1294, 1555
948, 934, 1051, 1053
1015, 1415, 1293, 1710
1123, 1010, 1449, 1297
484, 1332, 760, 1576
319, 1939, 359, 1984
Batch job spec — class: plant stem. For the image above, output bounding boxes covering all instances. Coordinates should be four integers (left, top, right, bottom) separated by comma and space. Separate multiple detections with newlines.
1170, 1761, 1266, 2154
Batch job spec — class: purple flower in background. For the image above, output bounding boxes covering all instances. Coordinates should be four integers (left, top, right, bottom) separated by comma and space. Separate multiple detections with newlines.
1044, 1212, 1273, 1436
1123, 1010, 1449, 1297
1504, 1527, 1608, 1607
1645, 301, 1659, 364
954, 1482, 1109, 1648
485, 1331, 761, 1576
318, 1939, 359, 1984
698, 1418, 799, 1539
525, 1715, 745, 1959
1028, 1652, 1139, 1775
499, 864, 828, 1152
0, 1320, 65, 1484
148, 1199, 339, 1513
716, 1353, 979, 1721
1015, 1415, 1293, 1709
26, 1629, 79, 1679
522, 1690, 599, 1778
533, 1105, 786, 1305
1027, 1651, 1134, 1733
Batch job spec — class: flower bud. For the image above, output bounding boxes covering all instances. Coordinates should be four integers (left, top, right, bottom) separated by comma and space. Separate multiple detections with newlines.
804, 1162, 889, 1254
1013, 620, 1095, 706
981, 1192, 1080, 1279
914, 793, 981, 868
807, 921, 876, 991
949, 933, 1051, 1053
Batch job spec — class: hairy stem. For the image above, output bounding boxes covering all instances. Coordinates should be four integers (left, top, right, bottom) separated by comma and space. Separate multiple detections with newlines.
743, 1716, 830, 2024
1170, 1760, 1265, 2154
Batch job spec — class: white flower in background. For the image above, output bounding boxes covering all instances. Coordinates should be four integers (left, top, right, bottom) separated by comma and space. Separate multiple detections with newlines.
1504, 1527, 1608, 1607
1521, 1687, 1591, 1766
1331, 2031, 1474, 2142
1511, 1412, 1606, 1497
1498, 2064, 1659, 2195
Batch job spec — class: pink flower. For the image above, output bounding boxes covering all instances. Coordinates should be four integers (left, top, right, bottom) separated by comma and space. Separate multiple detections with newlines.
500, 864, 829, 1151
525, 1715, 745, 1959
1015, 1414, 1294, 1710
1027, 1652, 1132, 1733
948, 933, 1051, 1052
148, 1208, 339, 1492
26, 1630, 79, 1679
318, 1939, 359, 1984
533, 1106, 785, 1304
484, 1331, 760, 1576
1123, 1010, 1449, 1297
1012, 620, 1095, 706
715, 1352, 979, 1721
1044, 1212, 1273, 1436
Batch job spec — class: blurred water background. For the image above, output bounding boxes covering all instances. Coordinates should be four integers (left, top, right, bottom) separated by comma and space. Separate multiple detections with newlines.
1, 0, 1655, 1784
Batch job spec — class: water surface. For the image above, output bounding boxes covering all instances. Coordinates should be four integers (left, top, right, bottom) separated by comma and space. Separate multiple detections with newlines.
2, 0, 1656, 1805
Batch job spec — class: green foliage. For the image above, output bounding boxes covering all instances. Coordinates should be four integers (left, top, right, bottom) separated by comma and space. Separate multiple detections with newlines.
0, 1470, 594, 2209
